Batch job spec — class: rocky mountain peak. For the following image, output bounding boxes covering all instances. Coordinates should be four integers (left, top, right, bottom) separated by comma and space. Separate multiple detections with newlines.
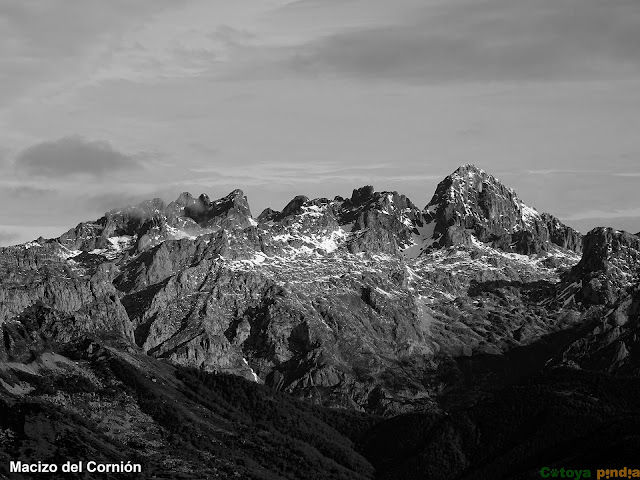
419, 165, 582, 255
166, 192, 197, 218
340, 186, 418, 216
4, 168, 633, 424
350, 185, 375, 205
180, 188, 253, 229
228, 188, 247, 200
426, 164, 535, 232
277, 195, 310, 220
174, 191, 195, 206
452, 162, 486, 177
577, 227, 640, 272
571, 227, 640, 305
106, 197, 167, 220
57, 189, 257, 253
5, 162, 640, 477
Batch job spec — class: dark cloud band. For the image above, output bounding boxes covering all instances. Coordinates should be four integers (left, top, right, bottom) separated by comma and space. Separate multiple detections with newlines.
289, 0, 640, 83
14, 136, 140, 177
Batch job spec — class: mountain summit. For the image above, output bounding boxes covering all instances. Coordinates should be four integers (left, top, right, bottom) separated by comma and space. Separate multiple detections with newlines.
4, 164, 640, 477
0, 164, 592, 413
54, 164, 580, 261
418, 164, 582, 254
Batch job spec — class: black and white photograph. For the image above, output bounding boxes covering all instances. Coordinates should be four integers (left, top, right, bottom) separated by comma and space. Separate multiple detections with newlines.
1, 1, 640, 478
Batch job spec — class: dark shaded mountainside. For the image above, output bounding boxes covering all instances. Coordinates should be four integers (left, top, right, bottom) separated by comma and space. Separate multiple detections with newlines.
1, 164, 639, 479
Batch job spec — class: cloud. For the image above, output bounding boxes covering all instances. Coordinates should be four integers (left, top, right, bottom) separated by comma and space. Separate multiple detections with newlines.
287, 0, 640, 83
525, 169, 601, 176
0, 0, 184, 104
84, 190, 174, 215
14, 136, 140, 177
612, 172, 640, 177
3, 185, 57, 200
562, 206, 640, 222
0, 146, 9, 164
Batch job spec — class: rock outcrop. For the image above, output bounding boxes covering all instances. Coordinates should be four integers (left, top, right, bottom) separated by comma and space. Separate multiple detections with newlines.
0, 165, 598, 412
58, 189, 255, 255
4, 165, 640, 479
422, 164, 582, 254
183, 189, 254, 230
571, 227, 640, 306
551, 228, 640, 373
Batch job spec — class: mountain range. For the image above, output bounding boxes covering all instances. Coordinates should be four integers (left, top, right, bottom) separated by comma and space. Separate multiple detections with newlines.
1, 164, 639, 479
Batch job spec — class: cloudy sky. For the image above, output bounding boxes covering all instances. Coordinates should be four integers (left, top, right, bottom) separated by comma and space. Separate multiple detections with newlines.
1, 0, 639, 246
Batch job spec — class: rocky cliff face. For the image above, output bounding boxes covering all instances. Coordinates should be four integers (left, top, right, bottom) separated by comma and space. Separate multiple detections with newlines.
571, 227, 640, 305
5, 164, 640, 479
58, 189, 255, 255
0, 165, 603, 413
421, 164, 582, 255
550, 228, 640, 373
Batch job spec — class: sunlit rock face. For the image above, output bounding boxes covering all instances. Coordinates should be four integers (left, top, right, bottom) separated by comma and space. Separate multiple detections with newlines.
0, 164, 599, 413
422, 164, 582, 254
572, 227, 640, 305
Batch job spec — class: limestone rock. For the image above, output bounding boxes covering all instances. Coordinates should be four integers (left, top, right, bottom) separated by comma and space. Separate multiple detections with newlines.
422, 164, 582, 254
0, 165, 605, 412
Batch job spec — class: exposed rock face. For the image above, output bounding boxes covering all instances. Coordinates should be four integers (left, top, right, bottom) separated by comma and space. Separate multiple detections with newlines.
0, 165, 594, 413
557, 288, 640, 374
422, 164, 582, 254
58, 189, 255, 255
184, 189, 254, 230
550, 228, 640, 373
6, 166, 640, 478
542, 212, 583, 252
257, 207, 279, 222
341, 187, 424, 255
274, 195, 310, 221
572, 227, 640, 306
0, 243, 134, 365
